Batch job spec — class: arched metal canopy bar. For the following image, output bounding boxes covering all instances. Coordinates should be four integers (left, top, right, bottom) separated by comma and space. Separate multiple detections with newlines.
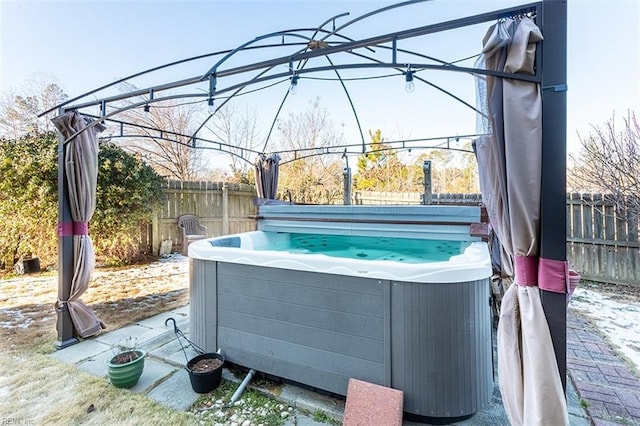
318, 20, 487, 121
272, 132, 482, 156
214, 52, 539, 85
324, 56, 367, 153
40, 27, 364, 118
197, 13, 359, 154
261, 56, 367, 154
82, 112, 262, 158
62, 54, 537, 114
262, 12, 368, 155
92, 97, 481, 165
206, 3, 539, 80
320, 0, 431, 42
39, 42, 297, 118
56, 93, 209, 146
192, 21, 365, 145
269, 133, 481, 167
345, 49, 485, 118
54, 2, 539, 116
309, 12, 351, 44
104, 134, 257, 165
199, 62, 538, 100
62, 59, 532, 143
262, 90, 291, 153
279, 145, 474, 166
295, 11, 374, 78
260, 14, 342, 153
193, 31, 319, 146
201, 30, 326, 81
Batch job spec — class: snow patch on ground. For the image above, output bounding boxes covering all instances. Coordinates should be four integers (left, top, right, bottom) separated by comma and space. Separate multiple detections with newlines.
0, 309, 33, 329
570, 286, 640, 372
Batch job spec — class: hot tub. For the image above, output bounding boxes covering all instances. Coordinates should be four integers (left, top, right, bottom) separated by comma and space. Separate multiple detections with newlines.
189, 205, 493, 420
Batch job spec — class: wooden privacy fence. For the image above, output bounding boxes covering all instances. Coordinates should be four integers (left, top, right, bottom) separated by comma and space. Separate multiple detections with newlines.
141, 180, 258, 255
567, 193, 639, 286
355, 191, 639, 286
138, 186, 639, 286
353, 191, 483, 205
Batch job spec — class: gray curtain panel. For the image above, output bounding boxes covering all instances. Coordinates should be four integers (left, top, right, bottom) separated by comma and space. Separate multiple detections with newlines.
254, 153, 280, 199
475, 18, 569, 426
52, 111, 106, 338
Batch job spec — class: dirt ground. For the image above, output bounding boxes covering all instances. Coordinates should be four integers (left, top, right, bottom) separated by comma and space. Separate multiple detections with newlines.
0, 254, 189, 353
578, 279, 640, 303
0, 254, 197, 424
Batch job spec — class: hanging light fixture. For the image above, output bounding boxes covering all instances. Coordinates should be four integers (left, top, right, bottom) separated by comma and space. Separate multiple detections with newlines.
208, 74, 217, 113
404, 66, 415, 93
100, 100, 107, 124
289, 74, 299, 95
144, 88, 154, 116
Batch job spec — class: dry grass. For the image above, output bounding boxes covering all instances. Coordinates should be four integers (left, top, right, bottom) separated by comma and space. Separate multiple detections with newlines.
0, 352, 196, 425
0, 255, 194, 423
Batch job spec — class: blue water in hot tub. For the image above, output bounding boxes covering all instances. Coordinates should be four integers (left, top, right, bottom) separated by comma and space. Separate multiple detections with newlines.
257, 233, 464, 264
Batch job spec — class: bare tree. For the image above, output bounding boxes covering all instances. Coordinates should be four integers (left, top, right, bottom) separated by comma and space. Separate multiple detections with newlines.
273, 98, 345, 202
205, 104, 262, 184
0, 75, 67, 138
568, 111, 640, 219
115, 83, 207, 181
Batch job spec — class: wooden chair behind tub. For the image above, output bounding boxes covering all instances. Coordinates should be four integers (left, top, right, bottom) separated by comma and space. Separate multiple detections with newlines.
178, 214, 208, 255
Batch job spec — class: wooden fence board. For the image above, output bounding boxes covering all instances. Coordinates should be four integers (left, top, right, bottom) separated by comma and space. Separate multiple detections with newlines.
142, 181, 257, 255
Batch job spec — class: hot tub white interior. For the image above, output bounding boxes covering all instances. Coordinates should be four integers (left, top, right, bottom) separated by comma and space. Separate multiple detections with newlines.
189, 231, 490, 284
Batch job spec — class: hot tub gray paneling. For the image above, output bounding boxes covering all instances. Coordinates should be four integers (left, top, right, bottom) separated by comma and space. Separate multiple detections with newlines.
190, 258, 492, 418
390, 279, 492, 417
216, 262, 387, 395
190, 258, 217, 351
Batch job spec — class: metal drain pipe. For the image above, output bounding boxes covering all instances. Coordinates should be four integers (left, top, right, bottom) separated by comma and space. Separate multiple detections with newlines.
230, 368, 256, 404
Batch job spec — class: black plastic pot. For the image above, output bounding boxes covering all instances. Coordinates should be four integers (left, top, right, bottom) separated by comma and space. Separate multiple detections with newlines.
14, 257, 40, 274
187, 352, 225, 393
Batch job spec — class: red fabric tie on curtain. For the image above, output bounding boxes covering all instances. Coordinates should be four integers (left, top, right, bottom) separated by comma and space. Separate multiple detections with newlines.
516, 256, 580, 295
514, 255, 539, 286
539, 258, 580, 294
57, 221, 89, 236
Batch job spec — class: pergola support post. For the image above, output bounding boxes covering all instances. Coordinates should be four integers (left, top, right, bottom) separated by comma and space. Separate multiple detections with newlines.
343, 166, 352, 205
55, 108, 78, 349
422, 160, 432, 205
540, 0, 568, 391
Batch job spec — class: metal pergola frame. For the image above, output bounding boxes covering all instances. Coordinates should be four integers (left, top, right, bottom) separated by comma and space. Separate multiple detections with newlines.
46, 0, 567, 395
42, 1, 544, 160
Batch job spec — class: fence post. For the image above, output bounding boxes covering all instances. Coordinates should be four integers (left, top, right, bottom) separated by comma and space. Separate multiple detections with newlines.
151, 211, 160, 255
222, 183, 229, 236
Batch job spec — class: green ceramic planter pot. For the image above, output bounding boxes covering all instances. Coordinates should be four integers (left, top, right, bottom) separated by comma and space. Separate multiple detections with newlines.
107, 350, 146, 388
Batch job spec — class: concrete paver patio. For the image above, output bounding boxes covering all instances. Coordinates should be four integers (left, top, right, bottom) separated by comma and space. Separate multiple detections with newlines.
50, 304, 633, 425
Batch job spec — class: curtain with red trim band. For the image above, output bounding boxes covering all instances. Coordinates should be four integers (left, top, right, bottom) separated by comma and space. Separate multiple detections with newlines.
52, 111, 106, 338
475, 17, 571, 426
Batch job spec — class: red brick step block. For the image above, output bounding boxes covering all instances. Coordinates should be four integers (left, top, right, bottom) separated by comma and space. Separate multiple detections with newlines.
343, 378, 403, 426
